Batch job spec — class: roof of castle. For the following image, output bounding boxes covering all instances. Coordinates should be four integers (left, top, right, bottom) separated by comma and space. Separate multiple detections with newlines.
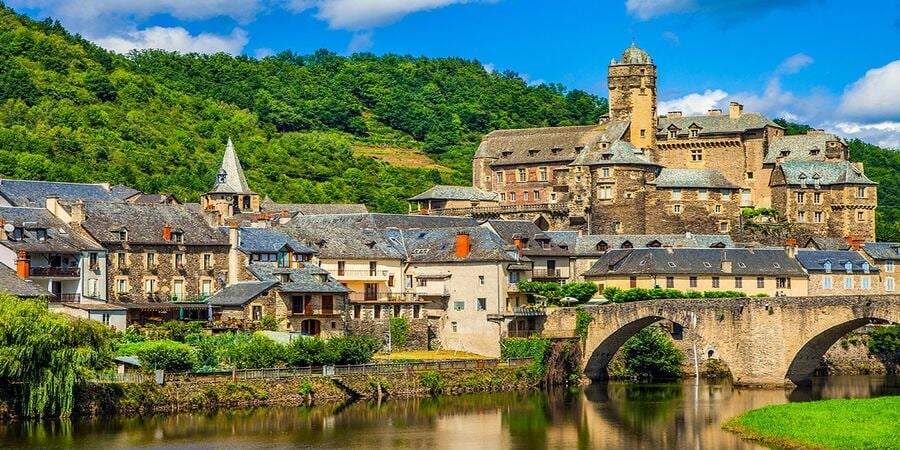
795, 250, 876, 273
208, 138, 255, 195
474, 120, 629, 165
571, 139, 659, 167
584, 248, 805, 277
654, 168, 739, 189
0, 179, 119, 208
657, 112, 779, 136
0, 206, 102, 253
764, 133, 847, 164
612, 43, 653, 65
409, 185, 498, 202
79, 202, 228, 246
776, 161, 876, 186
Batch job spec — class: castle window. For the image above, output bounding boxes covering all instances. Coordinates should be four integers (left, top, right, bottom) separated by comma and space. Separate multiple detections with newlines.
690, 129, 699, 138
797, 211, 806, 223
857, 187, 866, 198
715, 204, 722, 213
602, 168, 610, 178
719, 222, 729, 233
813, 192, 821, 204
509, 192, 517, 202
671, 188, 682, 200
746, 172, 754, 179
669, 130, 677, 139
539, 167, 548, 181
640, 129, 646, 138
814, 212, 823, 223
533, 190, 540, 201
518, 168, 526, 182
858, 211, 865, 222
691, 149, 702, 161
496, 171, 504, 183
598, 186, 612, 200
796, 192, 805, 203
698, 189, 708, 200
673, 204, 682, 214
523, 191, 529, 201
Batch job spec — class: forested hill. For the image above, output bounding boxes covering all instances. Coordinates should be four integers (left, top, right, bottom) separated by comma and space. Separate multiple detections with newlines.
0, 3, 607, 212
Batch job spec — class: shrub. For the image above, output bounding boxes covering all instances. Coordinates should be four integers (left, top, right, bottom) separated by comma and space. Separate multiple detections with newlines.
702, 290, 746, 298
604, 287, 746, 303
286, 337, 327, 367
258, 316, 279, 331
561, 282, 598, 303
158, 321, 203, 342
324, 336, 381, 365
419, 371, 445, 395
135, 340, 197, 371
602, 286, 623, 301
222, 333, 286, 369
501, 337, 552, 378
390, 316, 409, 350
867, 325, 900, 354
620, 327, 683, 380
575, 307, 593, 344
519, 281, 598, 304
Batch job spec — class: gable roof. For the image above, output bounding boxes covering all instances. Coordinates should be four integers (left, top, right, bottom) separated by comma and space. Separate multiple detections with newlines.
486, 220, 572, 257
232, 227, 315, 255
571, 139, 660, 167
0, 206, 102, 253
795, 250, 876, 273
803, 236, 850, 251
79, 202, 228, 246
247, 263, 349, 294
403, 226, 519, 263
409, 185, 498, 202
475, 120, 629, 165
0, 179, 119, 208
260, 197, 369, 215
110, 184, 141, 200
208, 138, 254, 195
861, 242, 900, 260
0, 264, 54, 298
654, 168, 739, 189
575, 234, 736, 256
207, 281, 277, 307
584, 248, 805, 277
776, 161, 876, 186
657, 112, 779, 136
764, 133, 847, 164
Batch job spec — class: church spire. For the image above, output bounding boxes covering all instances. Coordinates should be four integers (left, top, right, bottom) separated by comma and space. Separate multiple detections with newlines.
210, 137, 254, 194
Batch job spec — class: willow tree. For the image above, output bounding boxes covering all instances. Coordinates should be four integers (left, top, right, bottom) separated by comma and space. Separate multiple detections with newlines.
0, 296, 114, 418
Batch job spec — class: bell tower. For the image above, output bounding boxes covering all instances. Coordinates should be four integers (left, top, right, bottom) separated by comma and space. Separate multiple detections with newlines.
608, 43, 657, 150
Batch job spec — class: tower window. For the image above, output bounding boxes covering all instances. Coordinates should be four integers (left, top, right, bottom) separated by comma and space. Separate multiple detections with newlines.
640, 129, 646, 138
690, 129, 699, 138
669, 130, 677, 139
691, 149, 703, 161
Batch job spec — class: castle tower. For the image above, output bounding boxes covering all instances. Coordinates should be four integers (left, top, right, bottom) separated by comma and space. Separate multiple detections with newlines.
608, 43, 657, 150
201, 138, 260, 221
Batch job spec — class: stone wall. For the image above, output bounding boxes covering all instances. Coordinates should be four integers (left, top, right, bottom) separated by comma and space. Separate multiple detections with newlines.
107, 243, 230, 301
345, 310, 430, 350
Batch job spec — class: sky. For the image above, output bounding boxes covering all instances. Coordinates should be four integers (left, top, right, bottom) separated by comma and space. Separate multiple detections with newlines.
10, 0, 900, 147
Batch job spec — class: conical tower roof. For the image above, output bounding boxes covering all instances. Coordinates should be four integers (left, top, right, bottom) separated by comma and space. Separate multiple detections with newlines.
209, 138, 255, 194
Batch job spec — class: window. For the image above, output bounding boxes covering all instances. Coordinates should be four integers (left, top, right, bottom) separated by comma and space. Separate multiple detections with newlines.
857, 187, 866, 198
173, 279, 184, 300
533, 190, 540, 201
613, 222, 622, 233
886, 277, 895, 292
144, 279, 155, 294
451, 321, 458, 332
417, 278, 428, 287
89, 252, 99, 270
369, 261, 377, 277
673, 204, 682, 214
550, 193, 557, 202
715, 204, 722, 213
174, 253, 184, 269
117, 252, 127, 268
337, 261, 346, 276
116, 278, 127, 294
814, 212, 823, 223
509, 192, 516, 202
374, 306, 381, 319
454, 301, 465, 311
479, 275, 485, 285
887, 261, 895, 273
757, 277, 765, 288
413, 305, 421, 318
698, 189, 708, 200
36, 228, 47, 241
689, 277, 698, 288
598, 185, 612, 200
691, 129, 700, 138
813, 192, 821, 204
523, 191, 529, 201
669, 130, 677, 139
672, 188, 682, 200
597, 241, 609, 252
747, 171, 754, 179
539, 167, 548, 181
857, 211, 865, 222
845, 261, 853, 273
823, 276, 832, 289
712, 277, 720, 288
171, 231, 184, 243
629, 276, 637, 288
101, 314, 110, 326
602, 167, 610, 178
640, 129, 646, 137
477, 298, 487, 311
115, 230, 128, 241
796, 192, 805, 203
203, 254, 212, 270
88, 279, 98, 297
862, 262, 870, 273
252, 306, 262, 321
201, 279, 212, 296
797, 211, 806, 223
734, 277, 743, 288
721, 190, 731, 201
861, 276, 871, 289
844, 276, 853, 289
280, 273, 290, 283
500, 193, 507, 202
354, 304, 361, 319
666, 276, 674, 288
777, 277, 790, 289
496, 171, 504, 183
691, 149, 703, 161
518, 168, 526, 182
393, 305, 401, 317
145, 252, 156, 268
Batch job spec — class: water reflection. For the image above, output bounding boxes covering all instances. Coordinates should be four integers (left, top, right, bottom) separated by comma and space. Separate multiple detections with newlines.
0, 375, 895, 449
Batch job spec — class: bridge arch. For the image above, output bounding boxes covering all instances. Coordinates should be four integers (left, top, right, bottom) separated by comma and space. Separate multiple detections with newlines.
785, 317, 894, 385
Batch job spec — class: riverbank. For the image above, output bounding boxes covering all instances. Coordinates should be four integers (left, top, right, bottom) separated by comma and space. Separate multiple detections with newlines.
724, 396, 900, 450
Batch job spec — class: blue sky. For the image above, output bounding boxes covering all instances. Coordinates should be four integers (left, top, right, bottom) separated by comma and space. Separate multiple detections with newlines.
10, 0, 900, 147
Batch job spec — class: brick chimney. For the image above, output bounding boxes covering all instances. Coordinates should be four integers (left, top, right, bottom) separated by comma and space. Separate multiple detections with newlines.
785, 239, 798, 258
70, 199, 85, 225
16, 250, 30, 279
729, 102, 743, 119
707, 109, 722, 116
721, 251, 732, 273
455, 231, 471, 258
512, 234, 524, 258
667, 111, 682, 118
163, 224, 172, 241
228, 224, 240, 285
846, 235, 865, 251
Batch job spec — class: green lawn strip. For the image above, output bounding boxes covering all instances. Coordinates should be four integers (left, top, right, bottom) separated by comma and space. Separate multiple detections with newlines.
723, 396, 900, 450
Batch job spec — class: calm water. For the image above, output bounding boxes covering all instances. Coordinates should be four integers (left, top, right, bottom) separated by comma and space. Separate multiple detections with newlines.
1, 375, 897, 449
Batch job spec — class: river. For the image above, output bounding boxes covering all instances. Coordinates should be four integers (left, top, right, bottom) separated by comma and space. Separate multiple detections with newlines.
0, 375, 897, 449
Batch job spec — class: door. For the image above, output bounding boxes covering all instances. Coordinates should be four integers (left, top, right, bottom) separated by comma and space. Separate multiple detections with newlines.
546, 260, 556, 277
301, 319, 321, 336
321, 295, 334, 314
364, 283, 378, 301
252, 305, 262, 321
303, 295, 314, 314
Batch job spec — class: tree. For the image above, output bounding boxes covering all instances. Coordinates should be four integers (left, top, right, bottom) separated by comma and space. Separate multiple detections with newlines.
620, 326, 683, 380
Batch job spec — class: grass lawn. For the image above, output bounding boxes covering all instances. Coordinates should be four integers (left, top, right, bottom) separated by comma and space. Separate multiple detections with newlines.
723, 396, 900, 450
374, 350, 489, 361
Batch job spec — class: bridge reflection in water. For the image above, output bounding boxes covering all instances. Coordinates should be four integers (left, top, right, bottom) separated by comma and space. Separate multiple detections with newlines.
1, 375, 896, 449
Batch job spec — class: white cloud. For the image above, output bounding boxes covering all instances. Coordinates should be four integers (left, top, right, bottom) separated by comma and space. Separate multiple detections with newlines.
661, 31, 680, 46
776, 53, 813, 75
658, 89, 728, 115
838, 60, 900, 121
829, 121, 900, 149
95, 27, 249, 54
482, 63, 495, 74
347, 31, 374, 53
626, 0, 694, 20
285, 0, 494, 30
254, 47, 275, 58
625, 0, 812, 20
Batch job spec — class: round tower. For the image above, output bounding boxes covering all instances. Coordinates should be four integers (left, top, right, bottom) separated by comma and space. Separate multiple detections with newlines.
608, 43, 657, 150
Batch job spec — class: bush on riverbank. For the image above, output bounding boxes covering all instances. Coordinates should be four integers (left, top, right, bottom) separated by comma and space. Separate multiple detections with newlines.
500, 337, 581, 385
867, 324, 899, 354
615, 327, 683, 380
602, 287, 748, 303
724, 397, 900, 450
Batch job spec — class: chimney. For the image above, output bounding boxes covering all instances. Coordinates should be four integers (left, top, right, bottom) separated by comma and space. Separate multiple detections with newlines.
707, 109, 722, 116
729, 102, 743, 119
785, 238, 798, 258
70, 199, 85, 225
0, 220, 5, 241
807, 129, 825, 136
721, 251, 732, 273
667, 111, 682, 118
163, 224, 172, 242
228, 224, 240, 285
846, 235, 865, 251
16, 250, 30, 279
455, 231, 471, 258
663, 245, 673, 253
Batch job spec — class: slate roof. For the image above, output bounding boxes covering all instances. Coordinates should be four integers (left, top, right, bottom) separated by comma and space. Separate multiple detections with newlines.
803, 237, 850, 251
409, 185, 498, 202
657, 112, 780, 136
110, 184, 141, 200
260, 197, 368, 215
795, 250, 877, 273
127, 193, 179, 205
474, 120, 629, 165
0, 179, 119, 208
209, 138, 255, 195
403, 226, 520, 263
0, 264, 54, 298
207, 281, 277, 307
861, 242, 900, 260
80, 202, 228, 246
654, 168, 739, 189
0, 206, 102, 253
575, 234, 736, 256
571, 139, 660, 166
764, 133, 847, 164
486, 220, 572, 257
614, 43, 652, 65
584, 248, 805, 277
230, 227, 315, 255
247, 263, 349, 294
545, 231, 578, 250
776, 161, 876, 186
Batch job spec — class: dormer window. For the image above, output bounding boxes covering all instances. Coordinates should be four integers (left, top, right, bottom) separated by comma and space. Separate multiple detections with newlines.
551, 148, 562, 155
597, 241, 608, 252
280, 273, 290, 283
780, 150, 790, 157
217, 171, 227, 183
171, 231, 184, 243
621, 241, 633, 249
690, 129, 699, 138
113, 229, 128, 241
528, 149, 539, 157
11, 227, 24, 241
824, 261, 832, 273
669, 130, 677, 139
601, 153, 612, 160
862, 262, 870, 273
501, 151, 513, 158
844, 261, 853, 273
319, 274, 328, 283
810, 149, 820, 156
35, 228, 47, 241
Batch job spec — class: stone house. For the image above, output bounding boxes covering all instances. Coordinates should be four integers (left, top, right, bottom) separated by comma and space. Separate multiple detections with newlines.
222, 225, 316, 284
408, 185, 498, 214
861, 242, 900, 293
794, 250, 882, 296
583, 247, 808, 297
484, 219, 572, 283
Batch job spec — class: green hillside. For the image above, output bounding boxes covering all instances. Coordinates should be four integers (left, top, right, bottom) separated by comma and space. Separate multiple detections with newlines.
0, 3, 606, 212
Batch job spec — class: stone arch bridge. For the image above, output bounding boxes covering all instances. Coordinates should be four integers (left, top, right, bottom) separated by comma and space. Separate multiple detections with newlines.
542, 295, 900, 385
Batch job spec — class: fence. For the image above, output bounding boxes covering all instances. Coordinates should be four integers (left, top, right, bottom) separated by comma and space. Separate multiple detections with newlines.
96, 358, 534, 384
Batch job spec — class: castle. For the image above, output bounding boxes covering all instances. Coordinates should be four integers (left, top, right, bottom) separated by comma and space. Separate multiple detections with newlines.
412, 43, 877, 242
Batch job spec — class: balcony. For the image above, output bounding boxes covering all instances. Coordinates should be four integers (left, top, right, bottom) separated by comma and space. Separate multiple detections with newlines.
49, 293, 81, 303
30, 267, 80, 278
334, 270, 391, 280
348, 292, 426, 303
411, 285, 450, 298
512, 306, 546, 316
508, 283, 520, 292
532, 268, 565, 279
